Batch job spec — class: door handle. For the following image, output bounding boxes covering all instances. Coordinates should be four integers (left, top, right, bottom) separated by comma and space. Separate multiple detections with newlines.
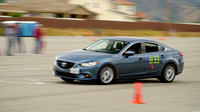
139, 58, 143, 62
161, 55, 165, 58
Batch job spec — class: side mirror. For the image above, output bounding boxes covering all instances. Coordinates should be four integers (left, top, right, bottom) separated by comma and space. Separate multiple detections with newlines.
125, 50, 135, 58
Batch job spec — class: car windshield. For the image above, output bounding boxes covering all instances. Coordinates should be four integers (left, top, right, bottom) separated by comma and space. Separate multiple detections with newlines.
85, 39, 129, 54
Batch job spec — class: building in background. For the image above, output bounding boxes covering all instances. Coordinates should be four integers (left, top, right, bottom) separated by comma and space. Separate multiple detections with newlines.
1, 0, 97, 19
0, 4, 27, 17
0, 0, 20, 3
0, 0, 26, 17
68, 0, 148, 21
0, 0, 148, 21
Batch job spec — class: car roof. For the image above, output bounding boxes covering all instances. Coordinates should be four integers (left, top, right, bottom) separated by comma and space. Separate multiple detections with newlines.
105, 37, 151, 42
105, 36, 171, 49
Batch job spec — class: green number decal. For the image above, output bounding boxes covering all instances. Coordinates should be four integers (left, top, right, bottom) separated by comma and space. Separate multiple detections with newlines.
153, 55, 159, 64
149, 56, 153, 64
149, 55, 159, 64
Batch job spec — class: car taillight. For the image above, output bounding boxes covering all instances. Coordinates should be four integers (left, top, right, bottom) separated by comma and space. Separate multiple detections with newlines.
178, 52, 183, 56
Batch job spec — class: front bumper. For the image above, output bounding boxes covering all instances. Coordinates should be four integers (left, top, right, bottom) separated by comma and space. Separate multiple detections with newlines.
53, 63, 100, 81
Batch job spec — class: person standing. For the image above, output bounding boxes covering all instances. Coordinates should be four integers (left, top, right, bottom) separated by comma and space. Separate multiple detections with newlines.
15, 24, 24, 54
5, 24, 17, 56
33, 24, 43, 54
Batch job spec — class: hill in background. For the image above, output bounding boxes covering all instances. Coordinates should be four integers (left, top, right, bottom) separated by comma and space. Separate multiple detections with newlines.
130, 0, 200, 23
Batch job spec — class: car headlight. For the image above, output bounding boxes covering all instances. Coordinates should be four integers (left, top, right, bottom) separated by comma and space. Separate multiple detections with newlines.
81, 62, 99, 67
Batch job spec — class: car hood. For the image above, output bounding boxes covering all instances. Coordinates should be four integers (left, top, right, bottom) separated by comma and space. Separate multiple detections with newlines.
56, 50, 112, 63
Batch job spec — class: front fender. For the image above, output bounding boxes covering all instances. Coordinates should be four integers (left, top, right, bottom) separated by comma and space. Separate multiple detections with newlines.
98, 59, 118, 76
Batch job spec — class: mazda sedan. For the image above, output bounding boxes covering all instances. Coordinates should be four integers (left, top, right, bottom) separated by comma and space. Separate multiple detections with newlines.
53, 37, 184, 84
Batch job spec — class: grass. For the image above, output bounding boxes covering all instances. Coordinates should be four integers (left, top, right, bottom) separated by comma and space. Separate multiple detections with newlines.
44, 27, 200, 37
0, 26, 3, 36
0, 26, 199, 37
176, 32, 200, 37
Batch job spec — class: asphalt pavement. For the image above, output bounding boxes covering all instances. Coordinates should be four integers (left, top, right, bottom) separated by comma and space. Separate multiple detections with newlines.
0, 36, 200, 112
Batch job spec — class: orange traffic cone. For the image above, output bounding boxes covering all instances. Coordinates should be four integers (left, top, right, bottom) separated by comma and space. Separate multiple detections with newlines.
129, 82, 146, 104
158, 38, 168, 41
89, 37, 97, 41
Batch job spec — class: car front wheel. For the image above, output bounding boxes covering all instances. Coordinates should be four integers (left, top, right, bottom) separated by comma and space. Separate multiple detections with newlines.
98, 65, 115, 84
159, 64, 176, 83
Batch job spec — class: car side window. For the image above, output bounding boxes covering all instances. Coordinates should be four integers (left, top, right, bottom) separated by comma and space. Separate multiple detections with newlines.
144, 42, 159, 53
126, 43, 142, 54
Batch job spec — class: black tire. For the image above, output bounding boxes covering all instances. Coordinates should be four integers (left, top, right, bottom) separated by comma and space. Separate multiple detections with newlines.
159, 64, 176, 83
61, 77, 74, 83
98, 65, 116, 84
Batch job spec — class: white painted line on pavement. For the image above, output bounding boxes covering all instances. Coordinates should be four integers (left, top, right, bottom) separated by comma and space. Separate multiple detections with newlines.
28, 79, 45, 84
191, 110, 200, 112
0, 79, 45, 85
0, 67, 48, 71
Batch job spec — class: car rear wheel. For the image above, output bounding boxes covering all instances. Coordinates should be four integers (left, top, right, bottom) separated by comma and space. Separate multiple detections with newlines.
159, 64, 176, 83
61, 77, 74, 83
98, 65, 115, 84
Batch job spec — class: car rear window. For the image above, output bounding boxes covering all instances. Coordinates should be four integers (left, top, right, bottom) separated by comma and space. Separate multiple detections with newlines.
158, 45, 165, 51
145, 42, 165, 53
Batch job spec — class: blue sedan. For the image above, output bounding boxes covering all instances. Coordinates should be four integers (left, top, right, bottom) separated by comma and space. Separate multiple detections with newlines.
53, 37, 184, 84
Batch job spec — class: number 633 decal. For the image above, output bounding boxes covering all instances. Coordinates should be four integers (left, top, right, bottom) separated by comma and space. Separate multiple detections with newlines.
149, 55, 159, 64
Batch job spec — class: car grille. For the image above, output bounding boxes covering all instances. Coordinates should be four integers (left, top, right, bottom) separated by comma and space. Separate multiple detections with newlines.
57, 60, 75, 69
55, 71, 77, 78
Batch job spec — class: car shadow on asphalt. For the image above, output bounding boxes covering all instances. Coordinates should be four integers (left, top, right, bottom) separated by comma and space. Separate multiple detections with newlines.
54, 78, 188, 85
55, 78, 175, 85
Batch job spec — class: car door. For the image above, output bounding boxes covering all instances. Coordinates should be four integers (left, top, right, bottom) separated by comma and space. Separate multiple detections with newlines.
117, 43, 146, 78
141, 42, 166, 77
